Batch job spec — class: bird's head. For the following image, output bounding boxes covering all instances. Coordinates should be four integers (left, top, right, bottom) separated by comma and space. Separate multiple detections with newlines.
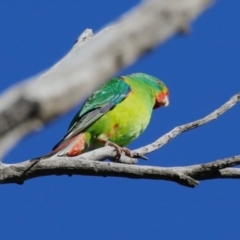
153, 82, 169, 109
127, 73, 169, 109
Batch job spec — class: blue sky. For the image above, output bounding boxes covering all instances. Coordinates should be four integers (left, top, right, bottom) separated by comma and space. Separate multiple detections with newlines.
1, 1, 240, 239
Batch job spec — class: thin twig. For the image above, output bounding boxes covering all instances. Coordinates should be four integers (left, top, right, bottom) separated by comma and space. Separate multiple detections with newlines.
133, 93, 240, 155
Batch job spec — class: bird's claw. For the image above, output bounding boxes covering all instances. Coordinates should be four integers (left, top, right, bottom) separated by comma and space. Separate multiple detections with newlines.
131, 152, 148, 160
121, 148, 148, 160
104, 141, 147, 163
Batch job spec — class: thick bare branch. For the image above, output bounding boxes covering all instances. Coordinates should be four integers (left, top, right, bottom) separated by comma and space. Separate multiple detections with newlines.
218, 168, 240, 179
0, 0, 213, 157
0, 154, 240, 188
183, 155, 240, 180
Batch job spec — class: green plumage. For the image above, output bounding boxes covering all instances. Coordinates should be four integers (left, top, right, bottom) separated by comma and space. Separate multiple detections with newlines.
52, 73, 169, 157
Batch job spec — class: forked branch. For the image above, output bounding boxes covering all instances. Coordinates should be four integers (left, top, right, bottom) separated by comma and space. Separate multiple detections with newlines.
0, 93, 239, 188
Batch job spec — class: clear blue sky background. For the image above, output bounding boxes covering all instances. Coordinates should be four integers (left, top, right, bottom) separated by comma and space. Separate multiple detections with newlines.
0, 1, 240, 239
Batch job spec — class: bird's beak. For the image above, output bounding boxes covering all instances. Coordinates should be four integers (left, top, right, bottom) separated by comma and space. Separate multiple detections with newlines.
163, 96, 169, 107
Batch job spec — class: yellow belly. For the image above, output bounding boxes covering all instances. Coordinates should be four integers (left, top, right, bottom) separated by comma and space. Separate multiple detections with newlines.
86, 92, 153, 147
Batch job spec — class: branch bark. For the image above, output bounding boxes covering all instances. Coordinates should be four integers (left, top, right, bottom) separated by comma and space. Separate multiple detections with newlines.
0, 0, 213, 157
1, 154, 240, 188
0, 93, 239, 188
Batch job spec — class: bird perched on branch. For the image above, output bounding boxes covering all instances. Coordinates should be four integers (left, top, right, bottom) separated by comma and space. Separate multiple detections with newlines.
38, 73, 169, 161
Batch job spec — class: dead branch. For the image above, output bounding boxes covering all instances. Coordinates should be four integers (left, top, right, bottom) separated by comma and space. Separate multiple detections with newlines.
0, 154, 240, 188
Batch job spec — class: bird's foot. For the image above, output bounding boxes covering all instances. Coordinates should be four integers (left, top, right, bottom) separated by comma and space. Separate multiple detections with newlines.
104, 141, 147, 164
130, 152, 148, 160
104, 141, 129, 160
119, 147, 148, 161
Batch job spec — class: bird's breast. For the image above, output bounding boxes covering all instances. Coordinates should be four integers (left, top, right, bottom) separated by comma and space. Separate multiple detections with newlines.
87, 91, 153, 146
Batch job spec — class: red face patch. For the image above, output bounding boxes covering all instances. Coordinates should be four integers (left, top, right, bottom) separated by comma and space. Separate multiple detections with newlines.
153, 92, 167, 109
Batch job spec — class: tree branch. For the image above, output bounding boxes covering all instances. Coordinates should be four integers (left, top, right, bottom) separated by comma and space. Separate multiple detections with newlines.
0, 0, 213, 157
133, 93, 240, 155
1, 154, 240, 188
0, 93, 239, 188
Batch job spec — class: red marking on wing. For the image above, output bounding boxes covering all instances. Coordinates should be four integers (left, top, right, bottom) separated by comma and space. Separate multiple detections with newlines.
53, 135, 78, 153
107, 123, 119, 138
39, 135, 79, 159
67, 133, 86, 156
113, 124, 119, 131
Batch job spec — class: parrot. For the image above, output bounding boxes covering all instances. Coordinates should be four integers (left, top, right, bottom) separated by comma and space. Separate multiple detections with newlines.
38, 73, 169, 160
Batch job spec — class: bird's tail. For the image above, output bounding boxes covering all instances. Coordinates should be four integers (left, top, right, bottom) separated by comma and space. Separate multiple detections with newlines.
32, 133, 86, 160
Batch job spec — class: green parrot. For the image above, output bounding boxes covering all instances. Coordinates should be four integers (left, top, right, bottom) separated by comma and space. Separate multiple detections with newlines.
40, 73, 169, 159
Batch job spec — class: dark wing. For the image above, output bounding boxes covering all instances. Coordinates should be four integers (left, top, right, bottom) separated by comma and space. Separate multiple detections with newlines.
52, 77, 130, 150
